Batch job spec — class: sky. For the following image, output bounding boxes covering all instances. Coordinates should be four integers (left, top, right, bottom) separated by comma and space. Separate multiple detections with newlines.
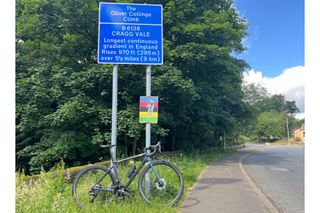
233, 0, 305, 117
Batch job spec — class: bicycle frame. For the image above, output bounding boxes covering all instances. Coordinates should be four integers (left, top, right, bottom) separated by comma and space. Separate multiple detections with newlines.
73, 141, 184, 207
100, 152, 160, 193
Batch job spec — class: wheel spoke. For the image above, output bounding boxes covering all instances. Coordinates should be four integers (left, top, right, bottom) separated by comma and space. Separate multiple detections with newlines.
139, 161, 184, 205
72, 166, 115, 208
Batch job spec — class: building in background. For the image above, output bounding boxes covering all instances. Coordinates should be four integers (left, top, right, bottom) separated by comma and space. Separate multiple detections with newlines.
293, 123, 305, 142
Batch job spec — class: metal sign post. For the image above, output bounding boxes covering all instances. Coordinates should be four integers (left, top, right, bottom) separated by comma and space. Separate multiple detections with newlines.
146, 65, 152, 150
145, 65, 152, 194
111, 64, 118, 167
286, 117, 290, 145
224, 131, 226, 152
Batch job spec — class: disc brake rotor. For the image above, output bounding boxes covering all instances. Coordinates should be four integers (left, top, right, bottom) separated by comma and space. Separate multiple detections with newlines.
155, 179, 167, 190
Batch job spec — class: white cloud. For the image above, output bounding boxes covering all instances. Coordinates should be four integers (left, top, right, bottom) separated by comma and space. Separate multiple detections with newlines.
241, 37, 251, 50
243, 66, 305, 117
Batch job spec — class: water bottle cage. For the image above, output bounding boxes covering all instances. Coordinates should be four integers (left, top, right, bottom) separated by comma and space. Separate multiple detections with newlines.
127, 165, 136, 178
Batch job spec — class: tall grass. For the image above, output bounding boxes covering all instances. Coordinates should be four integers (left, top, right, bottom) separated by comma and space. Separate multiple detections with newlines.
16, 148, 234, 213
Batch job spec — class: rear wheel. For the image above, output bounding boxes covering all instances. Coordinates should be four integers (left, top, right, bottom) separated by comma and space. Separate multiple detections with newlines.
72, 165, 115, 208
138, 160, 184, 205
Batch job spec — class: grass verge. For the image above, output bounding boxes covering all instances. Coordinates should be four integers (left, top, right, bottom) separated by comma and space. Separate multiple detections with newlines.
16, 148, 235, 213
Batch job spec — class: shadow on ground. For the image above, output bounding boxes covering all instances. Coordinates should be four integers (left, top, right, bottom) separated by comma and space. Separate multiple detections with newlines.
213, 147, 287, 167
195, 177, 241, 190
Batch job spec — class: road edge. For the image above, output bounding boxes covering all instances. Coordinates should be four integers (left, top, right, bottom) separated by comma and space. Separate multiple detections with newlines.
239, 148, 280, 213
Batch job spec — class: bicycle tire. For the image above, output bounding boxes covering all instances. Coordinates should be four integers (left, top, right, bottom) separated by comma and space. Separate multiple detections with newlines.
72, 165, 116, 208
138, 160, 184, 205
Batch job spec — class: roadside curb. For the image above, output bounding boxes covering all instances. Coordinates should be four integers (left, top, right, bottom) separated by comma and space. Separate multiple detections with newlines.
181, 149, 235, 205
183, 167, 208, 198
239, 148, 280, 213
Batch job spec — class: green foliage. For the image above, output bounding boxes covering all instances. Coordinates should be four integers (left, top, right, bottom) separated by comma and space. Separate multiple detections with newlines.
241, 83, 301, 141
255, 112, 286, 141
16, 148, 233, 212
285, 100, 300, 115
256, 94, 291, 113
242, 83, 269, 104
17, 131, 102, 174
16, 0, 249, 173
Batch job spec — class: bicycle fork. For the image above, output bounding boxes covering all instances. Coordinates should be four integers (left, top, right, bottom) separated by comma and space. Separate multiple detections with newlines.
148, 161, 161, 180
147, 161, 166, 190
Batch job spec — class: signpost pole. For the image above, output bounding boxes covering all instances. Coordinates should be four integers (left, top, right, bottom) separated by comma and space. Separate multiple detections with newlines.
146, 65, 151, 149
224, 131, 226, 152
111, 64, 118, 167
145, 65, 152, 194
286, 116, 290, 145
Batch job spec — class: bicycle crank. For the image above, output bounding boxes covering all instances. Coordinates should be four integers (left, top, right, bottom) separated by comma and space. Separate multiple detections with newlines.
116, 188, 133, 198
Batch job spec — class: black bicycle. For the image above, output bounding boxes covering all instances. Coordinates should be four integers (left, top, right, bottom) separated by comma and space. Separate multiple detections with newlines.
72, 142, 184, 208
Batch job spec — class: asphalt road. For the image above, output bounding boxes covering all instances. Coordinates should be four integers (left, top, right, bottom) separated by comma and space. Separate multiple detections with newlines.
181, 144, 270, 213
243, 144, 304, 213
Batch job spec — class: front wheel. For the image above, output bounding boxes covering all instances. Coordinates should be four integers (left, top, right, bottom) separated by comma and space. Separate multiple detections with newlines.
138, 160, 184, 205
72, 165, 115, 208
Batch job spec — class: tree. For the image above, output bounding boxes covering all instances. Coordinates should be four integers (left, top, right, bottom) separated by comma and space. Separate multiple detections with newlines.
255, 112, 286, 141
162, 0, 249, 149
16, 0, 250, 173
241, 83, 301, 141
285, 100, 300, 115
242, 83, 269, 104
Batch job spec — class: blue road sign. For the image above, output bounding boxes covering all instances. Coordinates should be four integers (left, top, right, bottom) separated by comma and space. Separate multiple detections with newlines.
98, 3, 163, 65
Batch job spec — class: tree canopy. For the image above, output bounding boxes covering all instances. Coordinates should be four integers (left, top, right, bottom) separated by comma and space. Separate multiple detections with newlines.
242, 83, 301, 142
16, 0, 250, 174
